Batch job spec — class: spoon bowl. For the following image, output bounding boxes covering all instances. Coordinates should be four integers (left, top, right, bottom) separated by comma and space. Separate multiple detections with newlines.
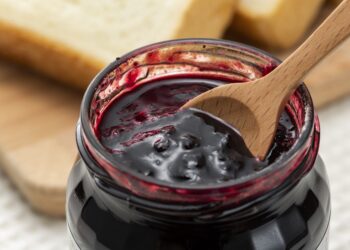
183, 80, 280, 158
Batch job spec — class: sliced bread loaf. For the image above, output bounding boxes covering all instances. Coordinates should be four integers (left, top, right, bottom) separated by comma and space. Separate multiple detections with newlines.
230, 0, 325, 49
0, 0, 237, 89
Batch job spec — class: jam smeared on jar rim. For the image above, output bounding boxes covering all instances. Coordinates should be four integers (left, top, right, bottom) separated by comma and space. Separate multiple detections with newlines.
96, 78, 298, 185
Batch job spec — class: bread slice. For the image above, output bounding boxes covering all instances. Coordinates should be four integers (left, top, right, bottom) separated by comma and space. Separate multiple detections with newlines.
230, 0, 325, 49
0, 0, 237, 89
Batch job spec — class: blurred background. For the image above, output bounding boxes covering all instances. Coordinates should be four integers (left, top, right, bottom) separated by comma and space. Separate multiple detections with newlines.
0, 0, 349, 249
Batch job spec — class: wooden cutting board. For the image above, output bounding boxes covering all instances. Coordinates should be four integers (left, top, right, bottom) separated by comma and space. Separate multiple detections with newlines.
0, 62, 81, 216
0, 36, 350, 217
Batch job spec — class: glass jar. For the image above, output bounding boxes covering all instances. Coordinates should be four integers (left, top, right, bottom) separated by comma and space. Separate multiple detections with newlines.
66, 39, 330, 250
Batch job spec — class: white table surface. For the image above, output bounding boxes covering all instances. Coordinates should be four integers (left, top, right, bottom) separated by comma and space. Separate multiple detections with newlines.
0, 97, 350, 250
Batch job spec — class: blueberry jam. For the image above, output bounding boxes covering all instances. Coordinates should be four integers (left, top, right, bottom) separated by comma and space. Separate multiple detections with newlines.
97, 78, 297, 185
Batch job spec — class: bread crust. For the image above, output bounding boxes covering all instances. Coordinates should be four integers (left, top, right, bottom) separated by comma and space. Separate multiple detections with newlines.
0, 20, 104, 89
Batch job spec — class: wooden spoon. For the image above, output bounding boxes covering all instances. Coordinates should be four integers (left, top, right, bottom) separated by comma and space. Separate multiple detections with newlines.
182, 0, 350, 159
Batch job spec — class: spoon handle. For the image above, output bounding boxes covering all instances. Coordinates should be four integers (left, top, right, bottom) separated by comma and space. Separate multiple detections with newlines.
266, 0, 350, 94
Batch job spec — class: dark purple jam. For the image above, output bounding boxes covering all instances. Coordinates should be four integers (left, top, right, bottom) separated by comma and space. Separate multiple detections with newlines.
97, 78, 297, 185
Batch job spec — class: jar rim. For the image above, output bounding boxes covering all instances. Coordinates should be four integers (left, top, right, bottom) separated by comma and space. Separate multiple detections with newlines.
79, 38, 317, 200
